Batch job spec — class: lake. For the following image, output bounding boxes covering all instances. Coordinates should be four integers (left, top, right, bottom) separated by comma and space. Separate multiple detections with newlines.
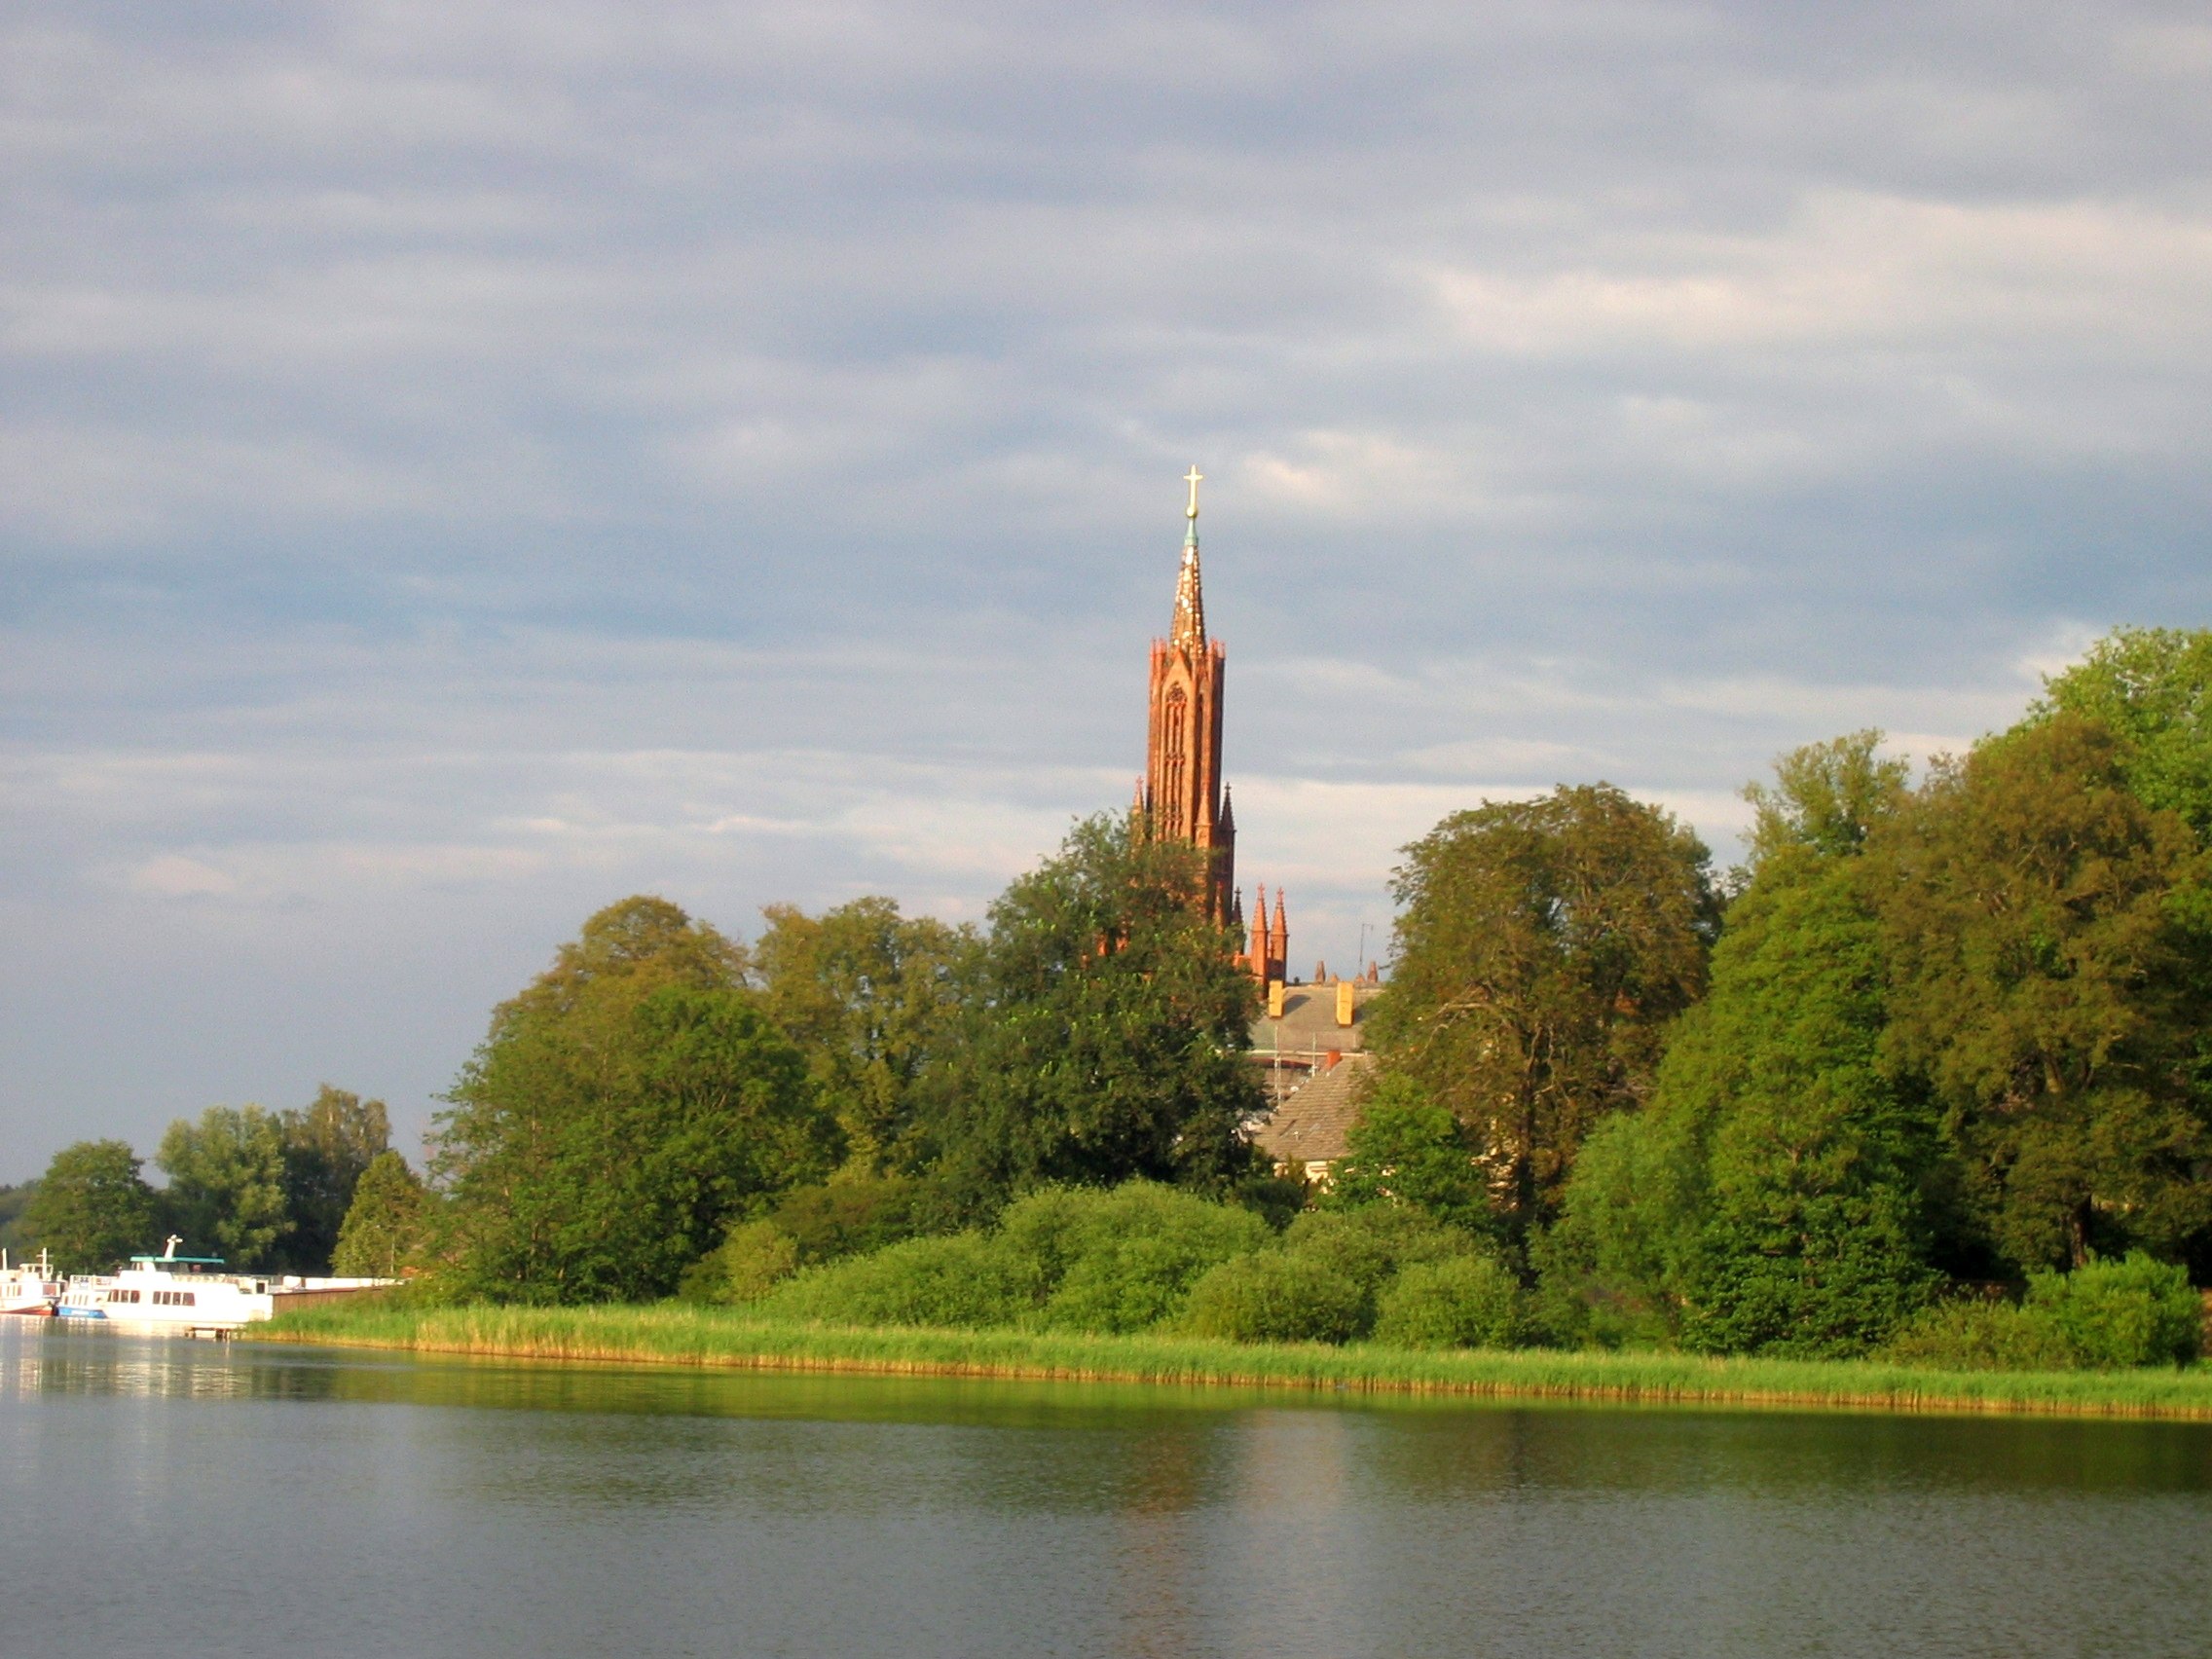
5, 1321, 2209, 1658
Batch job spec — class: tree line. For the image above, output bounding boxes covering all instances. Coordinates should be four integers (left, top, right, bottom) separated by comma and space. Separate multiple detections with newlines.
17, 818, 1270, 1287
1365, 625, 2212, 1356
16, 625, 2209, 1364
21, 1088, 393, 1275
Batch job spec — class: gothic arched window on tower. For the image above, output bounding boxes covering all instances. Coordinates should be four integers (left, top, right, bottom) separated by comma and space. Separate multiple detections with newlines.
1162, 686, 1188, 835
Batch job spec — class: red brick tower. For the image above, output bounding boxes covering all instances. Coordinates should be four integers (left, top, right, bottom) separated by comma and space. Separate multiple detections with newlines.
1141, 466, 1235, 924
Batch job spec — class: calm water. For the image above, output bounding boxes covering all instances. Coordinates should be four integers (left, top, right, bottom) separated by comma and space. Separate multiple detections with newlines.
5, 1323, 2210, 1659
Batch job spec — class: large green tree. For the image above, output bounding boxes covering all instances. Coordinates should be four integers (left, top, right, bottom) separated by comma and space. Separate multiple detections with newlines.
331, 1151, 427, 1278
1551, 734, 1938, 1355
753, 897, 976, 1172
157, 1106, 293, 1268
922, 814, 1263, 1207
1370, 784, 1719, 1237
2035, 627, 2212, 839
22, 1141, 160, 1272
276, 1086, 389, 1272
1872, 712, 2212, 1271
433, 896, 835, 1302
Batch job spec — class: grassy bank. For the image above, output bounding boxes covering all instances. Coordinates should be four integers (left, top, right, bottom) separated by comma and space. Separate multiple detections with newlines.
261, 1301, 2212, 1419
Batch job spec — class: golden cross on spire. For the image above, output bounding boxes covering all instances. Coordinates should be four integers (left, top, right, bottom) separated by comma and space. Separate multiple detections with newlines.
1184, 464, 1203, 521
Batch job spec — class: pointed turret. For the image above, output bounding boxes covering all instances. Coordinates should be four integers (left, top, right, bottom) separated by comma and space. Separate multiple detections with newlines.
1249, 883, 1271, 978
1269, 889, 1288, 980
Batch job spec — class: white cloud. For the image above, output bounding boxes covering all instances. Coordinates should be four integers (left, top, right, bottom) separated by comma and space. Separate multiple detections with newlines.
123, 855, 239, 898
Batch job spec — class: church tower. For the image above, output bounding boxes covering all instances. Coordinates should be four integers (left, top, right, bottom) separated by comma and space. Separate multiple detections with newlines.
1141, 466, 1235, 924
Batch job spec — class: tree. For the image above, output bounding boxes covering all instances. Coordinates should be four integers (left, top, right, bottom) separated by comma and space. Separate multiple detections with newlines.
2036, 627, 2212, 839
22, 1141, 159, 1272
922, 814, 1263, 1207
1323, 1073, 1494, 1235
496, 893, 750, 1031
157, 1106, 292, 1268
1872, 713, 2212, 1272
1549, 737, 1937, 1355
0, 1181, 35, 1255
276, 1086, 390, 1272
332, 1151, 426, 1277
1370, 784, 1719, 1238
1670, 863, 1940, 1353
1741, 729, 1910, 869
753, 898, 976, 1172
433, 896, 836, 1302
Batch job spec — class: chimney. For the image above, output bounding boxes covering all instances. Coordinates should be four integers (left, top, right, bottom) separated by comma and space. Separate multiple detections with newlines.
1335, 978, 1355, 1027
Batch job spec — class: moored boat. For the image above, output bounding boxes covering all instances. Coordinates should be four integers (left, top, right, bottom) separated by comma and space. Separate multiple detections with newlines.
56, 1235, 275, 1338
0, 1249, 60, 1316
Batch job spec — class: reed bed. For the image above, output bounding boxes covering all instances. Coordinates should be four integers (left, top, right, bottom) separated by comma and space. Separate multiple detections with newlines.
260, 1301, 2212, 1419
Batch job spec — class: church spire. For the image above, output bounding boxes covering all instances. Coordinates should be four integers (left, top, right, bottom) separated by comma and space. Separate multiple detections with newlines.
1145, 464, 1235, 925
1171, 464, 1205, 651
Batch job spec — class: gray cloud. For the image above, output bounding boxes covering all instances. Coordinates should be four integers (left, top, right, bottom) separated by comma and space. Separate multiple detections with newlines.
4, 0, 2209, 1168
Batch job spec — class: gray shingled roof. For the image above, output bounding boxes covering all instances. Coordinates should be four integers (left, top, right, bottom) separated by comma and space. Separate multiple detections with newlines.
1248, 980, 1382, 1059
1248, 1051, 1376, 1169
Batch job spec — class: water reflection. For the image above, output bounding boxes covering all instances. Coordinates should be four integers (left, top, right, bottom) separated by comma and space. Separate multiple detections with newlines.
4, 1321, 2210, 1659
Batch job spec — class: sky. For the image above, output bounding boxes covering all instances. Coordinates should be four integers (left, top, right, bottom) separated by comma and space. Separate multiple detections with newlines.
5, 1, 2210, 1176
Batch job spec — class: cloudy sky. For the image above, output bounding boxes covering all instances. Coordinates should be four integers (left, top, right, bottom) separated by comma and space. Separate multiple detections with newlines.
5, 1, 2209, 1174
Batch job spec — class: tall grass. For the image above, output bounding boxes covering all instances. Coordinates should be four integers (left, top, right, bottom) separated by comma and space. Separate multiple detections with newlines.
262, 1301, 2212, 1419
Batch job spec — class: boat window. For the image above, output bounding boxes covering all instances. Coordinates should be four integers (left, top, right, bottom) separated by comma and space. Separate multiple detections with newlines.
181, 1292, 196, 1307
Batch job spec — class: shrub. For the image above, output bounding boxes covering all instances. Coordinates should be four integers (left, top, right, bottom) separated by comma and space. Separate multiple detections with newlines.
1881, 1299, 2077, 1372
1277, 1206, 1478, 1332
1181, 1251, 1366, 1344
1000, 1183, 1270, 1334
1373, 1255, 1525, 1349
1883, 1256, 2203, 1372
2027, 1252, 2201, 1369
768, 1176, 936, 1265
756, 1233, 1034, 1329
678, 1220, 801, 1305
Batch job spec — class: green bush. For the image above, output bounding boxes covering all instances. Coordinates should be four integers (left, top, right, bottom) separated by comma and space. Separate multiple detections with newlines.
1278, 1205, 1479, 1330
757, 1233, 1034, 1329
748, 1181, 1276, 1334
768, 1175, 936, 1265
1884, 1255, 2203, 1372
1373, 1255, 1524, 1349
1000, 1183, 1270, 1334
2028, 1252, 2201, 1369
678, 1219, 801, 1305
1881, 1299, 2078, 1372
1181, 1251, 1366, 1344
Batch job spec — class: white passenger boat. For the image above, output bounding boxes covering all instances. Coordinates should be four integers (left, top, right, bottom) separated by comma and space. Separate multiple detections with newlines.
0, 1249, 60, 1316
56, 1236, 275, 1337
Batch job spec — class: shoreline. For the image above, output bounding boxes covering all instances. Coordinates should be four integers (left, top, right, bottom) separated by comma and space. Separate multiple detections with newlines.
258, 1303, 2212, 1420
